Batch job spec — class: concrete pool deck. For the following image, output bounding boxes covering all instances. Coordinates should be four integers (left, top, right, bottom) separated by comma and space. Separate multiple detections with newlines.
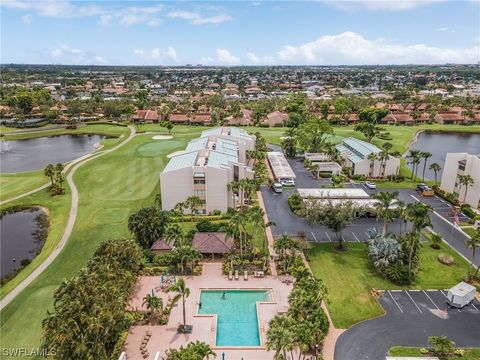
124, 262, 293, 359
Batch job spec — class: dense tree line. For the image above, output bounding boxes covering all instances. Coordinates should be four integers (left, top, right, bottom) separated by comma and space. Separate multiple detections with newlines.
42, 239, 142, 359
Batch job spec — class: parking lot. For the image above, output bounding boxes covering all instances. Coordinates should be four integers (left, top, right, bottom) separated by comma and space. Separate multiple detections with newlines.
381, 289, 480, 316
410, 193, 470, 223
335, 290, 480, 360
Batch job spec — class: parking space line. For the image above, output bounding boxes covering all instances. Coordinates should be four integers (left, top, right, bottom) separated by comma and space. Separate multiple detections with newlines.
422, 290, 440, 310
440, 290, 460, 312
352, 232, 360, 242
471, 303, 479, 312
388, 291, 404, 313
311, 232, 318, 243
405, 291, 423, 313
325, 232, 332, 242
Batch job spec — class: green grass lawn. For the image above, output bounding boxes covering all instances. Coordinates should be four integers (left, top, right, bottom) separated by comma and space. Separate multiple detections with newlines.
0, 132, 196, 358
389, 347, 480, 359
0, 171, 47, 202
307, 242, 474, 329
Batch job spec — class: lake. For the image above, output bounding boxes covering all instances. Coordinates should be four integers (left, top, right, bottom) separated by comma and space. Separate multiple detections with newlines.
407, 132, 480, 180
0, 208, 48, 280
0, 134, 104, 173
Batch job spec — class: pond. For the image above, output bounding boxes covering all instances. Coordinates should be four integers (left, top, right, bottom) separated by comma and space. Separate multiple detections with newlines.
0, 134, 105, 173
407, 132, 480, 180
0, 208, 49, 281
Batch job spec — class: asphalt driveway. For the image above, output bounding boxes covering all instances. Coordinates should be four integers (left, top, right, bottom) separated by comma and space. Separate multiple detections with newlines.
335, 290, 480, 360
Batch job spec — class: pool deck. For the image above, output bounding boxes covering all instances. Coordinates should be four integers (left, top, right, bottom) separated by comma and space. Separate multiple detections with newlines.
124, 262, 293, 360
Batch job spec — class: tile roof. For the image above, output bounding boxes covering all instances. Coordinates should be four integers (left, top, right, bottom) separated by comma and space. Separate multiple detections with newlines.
151, 238, 172, 251
192, 232, 234, 254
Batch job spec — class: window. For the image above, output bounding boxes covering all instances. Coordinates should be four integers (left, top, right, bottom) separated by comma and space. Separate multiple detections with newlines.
194, 189, 205, 196
458, 164, 466, 171
233, 165, 239, 182
194, 179, 205, 185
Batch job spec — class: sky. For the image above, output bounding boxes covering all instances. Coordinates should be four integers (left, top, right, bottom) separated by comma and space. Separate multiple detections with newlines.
1, 0, 479, 66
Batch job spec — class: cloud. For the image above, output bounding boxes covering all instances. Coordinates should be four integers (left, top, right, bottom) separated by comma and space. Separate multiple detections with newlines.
247, 51, 260, 64
133, 47, 179, 64
325, 0, 442, 12
216, 49, 240, 65
1, 0, 162, 26
21, 14, 31, 24
50, 45, 107, 64
437, 26, 456, 33
275, 31, 479, 65
168, 11, 232, 25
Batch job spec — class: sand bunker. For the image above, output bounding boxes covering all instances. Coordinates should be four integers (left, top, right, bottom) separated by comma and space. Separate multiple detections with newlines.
152, 135, 173, 140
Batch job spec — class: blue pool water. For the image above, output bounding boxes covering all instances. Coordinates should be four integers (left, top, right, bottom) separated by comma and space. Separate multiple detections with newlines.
198, 290, 268, 346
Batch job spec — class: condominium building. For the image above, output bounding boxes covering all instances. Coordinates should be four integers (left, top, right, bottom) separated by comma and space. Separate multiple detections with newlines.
160, 127, 255, 214
336, 137, 400, 177
440, 153, 480, 209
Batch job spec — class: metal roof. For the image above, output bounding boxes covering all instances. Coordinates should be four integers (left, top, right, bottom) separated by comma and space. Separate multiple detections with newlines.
297, 188, 370, 199
163, 151, 198, 173
336, 137, 381, 162
267, 151, 296, 179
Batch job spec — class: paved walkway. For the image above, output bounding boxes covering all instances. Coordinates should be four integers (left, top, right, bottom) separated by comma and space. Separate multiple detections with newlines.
0, 126, 136, 310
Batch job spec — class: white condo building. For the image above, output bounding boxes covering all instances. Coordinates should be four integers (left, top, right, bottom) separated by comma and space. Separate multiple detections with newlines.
440, 153, 480, 209
335, 137, 400, 177
160, 127, 255, 214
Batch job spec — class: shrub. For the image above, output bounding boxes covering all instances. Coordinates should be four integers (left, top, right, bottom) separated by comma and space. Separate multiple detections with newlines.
428, 336, 456, 356
196, 219, 220, 232
20, 258, 31, 267
288, 193, 303, 213
258, 123, 269, 128
384, 263, 411, 285
351, 174, 366, 181
386, 174, 405, 182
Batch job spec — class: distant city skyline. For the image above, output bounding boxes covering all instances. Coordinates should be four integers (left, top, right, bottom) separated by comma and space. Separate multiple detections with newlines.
1, 0, 479, 66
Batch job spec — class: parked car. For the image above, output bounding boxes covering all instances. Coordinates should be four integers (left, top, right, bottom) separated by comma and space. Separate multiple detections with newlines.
271, 182, 283, 193
279, 178, 295, 186
416, 183, 434, 197
365, 181, 376, 189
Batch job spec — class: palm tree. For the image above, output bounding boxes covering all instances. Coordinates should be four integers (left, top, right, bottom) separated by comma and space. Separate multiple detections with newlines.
429, 163, 441, 185
44, 164, 55, 187
372, 191, 399, 237
420, 151, 432, 181
402, 232, 421, 282
266, 315, 294, 360
466, 230, 480, 279
367, 153, 377, 177
186, 196, 202, 215
406, 202, 432, 235
167, 278, 190, 332
142, 293, 163, 320
458, 174, 474, 203
165, 224, 184, 248
407, 149, 421, 180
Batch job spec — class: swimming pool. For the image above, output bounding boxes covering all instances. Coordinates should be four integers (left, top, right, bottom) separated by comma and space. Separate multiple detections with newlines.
198, 289, 269, 347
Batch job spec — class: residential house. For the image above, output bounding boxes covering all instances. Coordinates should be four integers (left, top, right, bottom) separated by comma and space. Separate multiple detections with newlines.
133, 109, 159, 123
264, 111, 288, 127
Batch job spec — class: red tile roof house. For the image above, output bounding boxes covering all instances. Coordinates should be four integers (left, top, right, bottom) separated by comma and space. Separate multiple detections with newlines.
192, 232, 234, 260
132, 109, 159, 123
264, 111, 288, 127
169, 112, 190, 124
191, 113, 212, 125
150, 238, 173, 255
434, 112, 465, 125
226, 108, 253, 126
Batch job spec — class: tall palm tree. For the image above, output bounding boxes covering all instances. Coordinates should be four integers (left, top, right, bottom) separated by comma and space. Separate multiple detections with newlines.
406, 202, 432, 235
167, 278, 190, 332
402, 232, 421, 282
420, 151, 432, 181
429, 162, 441, 185
266, 315, 294, 360
458, 174, 474, 203
165, 224, 184, 248
186, 196, 202, 215
44, 164, 55, 187
367, 153, 377, 177
407, 149, 421, 180
372, 191, 399, 237
466, 230, 480, 279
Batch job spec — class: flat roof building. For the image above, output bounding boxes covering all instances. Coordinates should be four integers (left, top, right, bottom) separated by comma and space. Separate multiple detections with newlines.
267, 151, 296, 181
336, 137, 400, 178
160, 127, 255, 214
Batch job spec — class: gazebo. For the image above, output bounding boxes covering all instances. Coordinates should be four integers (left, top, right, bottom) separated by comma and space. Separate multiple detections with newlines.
192, 232, 234, 260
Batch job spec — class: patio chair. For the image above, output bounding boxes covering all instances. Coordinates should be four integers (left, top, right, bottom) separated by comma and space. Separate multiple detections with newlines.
228, 270, 233, 280
244, 270, 248, 280
234, 270, 239, 280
